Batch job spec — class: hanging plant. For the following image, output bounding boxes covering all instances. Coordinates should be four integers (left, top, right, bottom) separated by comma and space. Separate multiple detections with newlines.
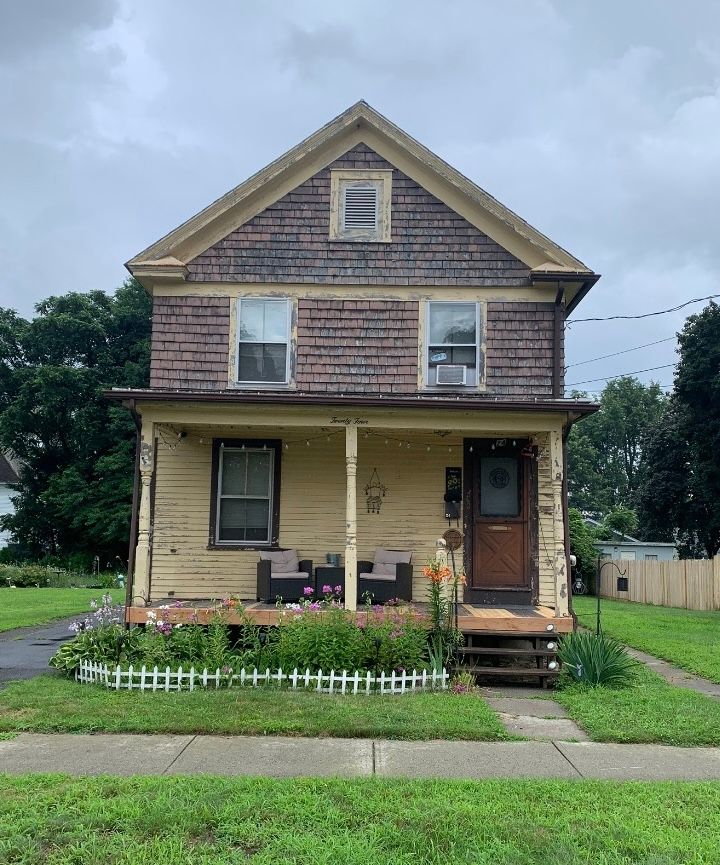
365, 467, 388, 513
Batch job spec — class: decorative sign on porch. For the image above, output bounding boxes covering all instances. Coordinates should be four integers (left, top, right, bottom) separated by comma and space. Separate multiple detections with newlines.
365, 467, 388, 514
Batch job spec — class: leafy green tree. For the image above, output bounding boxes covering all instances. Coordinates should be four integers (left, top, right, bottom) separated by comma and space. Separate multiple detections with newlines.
568, 507, 598, 585
567, 377, 667, 517
0, 281, 151, 565
637, 303, 720, 557
594, 507, 638, 541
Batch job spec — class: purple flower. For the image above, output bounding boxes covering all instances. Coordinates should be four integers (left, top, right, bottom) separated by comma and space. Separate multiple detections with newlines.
322, 584, 332, 594
308, 601, 322, 611
334, 585, 343, 594
303, 586, 314, 596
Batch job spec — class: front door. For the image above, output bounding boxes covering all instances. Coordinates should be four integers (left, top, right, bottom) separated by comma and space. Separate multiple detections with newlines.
464, 439, 534, 605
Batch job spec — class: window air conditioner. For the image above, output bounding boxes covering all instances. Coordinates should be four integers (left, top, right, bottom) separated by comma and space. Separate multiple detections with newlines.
436, 364, 467, 386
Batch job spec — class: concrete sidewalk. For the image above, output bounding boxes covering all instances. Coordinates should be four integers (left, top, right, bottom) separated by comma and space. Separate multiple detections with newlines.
3, 733, 720, 780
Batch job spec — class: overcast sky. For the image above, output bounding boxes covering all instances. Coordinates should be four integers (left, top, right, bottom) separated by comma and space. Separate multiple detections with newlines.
1, 0, 719, 393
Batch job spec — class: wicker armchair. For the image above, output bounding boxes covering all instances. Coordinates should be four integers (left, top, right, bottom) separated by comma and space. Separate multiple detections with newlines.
358, 549, 413, 603
257, 549, 313, 603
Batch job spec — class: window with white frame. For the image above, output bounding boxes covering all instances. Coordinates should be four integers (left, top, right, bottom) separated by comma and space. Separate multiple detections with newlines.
214, 443, 278, 544
425, 301, 481, 387
236, 298, 290, 384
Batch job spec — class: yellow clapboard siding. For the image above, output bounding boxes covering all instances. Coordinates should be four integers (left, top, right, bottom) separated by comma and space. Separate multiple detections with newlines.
149, 425, 562, 607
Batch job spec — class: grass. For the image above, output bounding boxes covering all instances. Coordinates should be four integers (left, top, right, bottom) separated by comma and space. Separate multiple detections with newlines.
574, 595, 720, 683
2, 775, 720, 864
555, 664, 720, 746
0, 588, 124, 633
0, 675, 511, 740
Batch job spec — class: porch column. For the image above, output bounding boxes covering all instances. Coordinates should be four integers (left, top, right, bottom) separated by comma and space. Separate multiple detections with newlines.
344, 423, 358, 611
133, 421, 154, 606
549, 429, 569, 616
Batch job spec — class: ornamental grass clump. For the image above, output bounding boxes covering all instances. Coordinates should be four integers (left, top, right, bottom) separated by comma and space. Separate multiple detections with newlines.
558, 630, 637, 688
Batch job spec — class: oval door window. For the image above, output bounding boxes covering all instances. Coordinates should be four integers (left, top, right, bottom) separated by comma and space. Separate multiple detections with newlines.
480, 457, 519, 516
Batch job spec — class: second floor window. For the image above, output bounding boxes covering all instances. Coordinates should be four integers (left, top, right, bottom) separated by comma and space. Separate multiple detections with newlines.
426, 301, 481, 387
237, 298, 290, 384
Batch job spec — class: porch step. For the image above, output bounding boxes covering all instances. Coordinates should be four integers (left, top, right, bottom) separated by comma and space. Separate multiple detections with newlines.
452, 665, 559, 679
459, 646, 557, 657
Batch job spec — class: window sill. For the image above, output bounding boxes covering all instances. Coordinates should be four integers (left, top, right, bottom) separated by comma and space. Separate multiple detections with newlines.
227, 382, 295, 391
207, 543, 277, 552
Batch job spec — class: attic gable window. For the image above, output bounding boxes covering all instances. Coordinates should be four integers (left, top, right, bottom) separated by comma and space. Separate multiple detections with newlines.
329, 169, 392, 242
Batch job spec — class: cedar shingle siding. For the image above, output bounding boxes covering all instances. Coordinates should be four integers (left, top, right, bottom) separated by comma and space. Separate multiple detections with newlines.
187, 146, 530, 286
150, 296, 230, 390
296, 299, 418, 393
150, 145, 561, 396
486, 302, 557, 396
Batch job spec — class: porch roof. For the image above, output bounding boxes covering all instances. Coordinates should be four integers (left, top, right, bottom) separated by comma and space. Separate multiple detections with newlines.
106, 387, 598, 419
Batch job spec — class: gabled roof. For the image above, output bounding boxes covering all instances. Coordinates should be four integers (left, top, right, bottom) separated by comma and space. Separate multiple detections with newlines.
0, 453, 19, 485
127, 101, 597, 305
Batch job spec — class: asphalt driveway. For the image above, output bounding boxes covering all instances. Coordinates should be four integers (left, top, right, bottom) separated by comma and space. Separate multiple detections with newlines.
0, 617, 76, 683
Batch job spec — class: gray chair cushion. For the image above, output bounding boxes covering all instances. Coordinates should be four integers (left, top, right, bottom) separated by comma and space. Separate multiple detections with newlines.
260, 549, 299, 573
269, 571, 309, 580
371, 548, 411, 577
360, 573, 396, 582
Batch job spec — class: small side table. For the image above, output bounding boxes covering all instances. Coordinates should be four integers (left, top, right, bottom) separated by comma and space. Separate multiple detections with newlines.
315, 566, 345, 598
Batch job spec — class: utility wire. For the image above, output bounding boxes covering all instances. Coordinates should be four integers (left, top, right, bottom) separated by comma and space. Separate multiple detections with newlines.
566, 363, 676, 387
566, 336, 676, 369
567, 294, 720, 325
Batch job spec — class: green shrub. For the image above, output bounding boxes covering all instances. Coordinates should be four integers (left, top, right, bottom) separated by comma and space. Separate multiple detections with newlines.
558, 630, 637, 688
0, 562, 116, 588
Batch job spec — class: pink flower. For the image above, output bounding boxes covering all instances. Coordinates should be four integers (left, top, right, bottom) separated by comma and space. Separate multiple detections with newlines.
334, 585, 343, 594
322, 584, 332, 594
303, 586, 314, 596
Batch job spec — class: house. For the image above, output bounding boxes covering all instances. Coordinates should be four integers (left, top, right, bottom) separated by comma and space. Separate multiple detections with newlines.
583, 517, 678, 561
0, 453, 19, 549
110, 101, 599, 636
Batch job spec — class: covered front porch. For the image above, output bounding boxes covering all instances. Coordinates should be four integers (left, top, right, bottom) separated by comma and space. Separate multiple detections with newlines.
126, 397, 575, 626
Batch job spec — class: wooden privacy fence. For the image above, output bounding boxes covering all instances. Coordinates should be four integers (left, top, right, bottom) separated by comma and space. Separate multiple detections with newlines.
599, 557, 720, 610
75, 660, 450, 695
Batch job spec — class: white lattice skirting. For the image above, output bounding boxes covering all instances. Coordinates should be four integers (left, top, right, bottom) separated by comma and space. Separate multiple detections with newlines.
75, 660, 449, 695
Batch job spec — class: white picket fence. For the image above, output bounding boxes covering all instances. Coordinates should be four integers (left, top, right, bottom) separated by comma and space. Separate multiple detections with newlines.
75, 659, 449, 695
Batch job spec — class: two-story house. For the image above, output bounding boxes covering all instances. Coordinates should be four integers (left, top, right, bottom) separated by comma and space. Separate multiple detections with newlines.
111, 102, 599, 635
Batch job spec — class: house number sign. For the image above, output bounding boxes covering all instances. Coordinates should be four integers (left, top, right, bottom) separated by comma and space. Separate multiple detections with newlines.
330, 416, 369, 425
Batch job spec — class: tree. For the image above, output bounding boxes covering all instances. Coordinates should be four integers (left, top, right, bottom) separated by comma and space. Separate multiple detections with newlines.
0, 281, 151, 565
567, 377, 667, 517
637, 302, 720, 557
594, 506, 638, 541
568, 507, 598, 585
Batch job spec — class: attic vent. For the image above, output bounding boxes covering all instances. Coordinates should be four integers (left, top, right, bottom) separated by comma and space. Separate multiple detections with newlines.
343, 185, 378, 230
436, 365, 467, 386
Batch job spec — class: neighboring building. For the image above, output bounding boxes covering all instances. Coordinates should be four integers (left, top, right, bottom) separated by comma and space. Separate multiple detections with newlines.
0, 453, 19, 549
111, 101, 600, 635
584, 517, 678, 561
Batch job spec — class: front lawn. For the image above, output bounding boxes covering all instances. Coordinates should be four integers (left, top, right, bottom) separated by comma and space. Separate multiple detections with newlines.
555, 664, 720, 746
0, 675, 510, 740
2, 775, 720, 864
0, 588, 124, 633
574, 595, 720, 683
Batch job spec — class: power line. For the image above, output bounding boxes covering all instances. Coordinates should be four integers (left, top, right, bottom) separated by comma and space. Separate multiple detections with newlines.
567, 294, 720, 325
566, 336, 676, 369
565, 363, 676, 387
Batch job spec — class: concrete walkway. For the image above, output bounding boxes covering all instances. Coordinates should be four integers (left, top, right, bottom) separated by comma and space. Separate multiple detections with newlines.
626, 648, 720, 698
3, 733, 720, 780
481, 685, 589, 741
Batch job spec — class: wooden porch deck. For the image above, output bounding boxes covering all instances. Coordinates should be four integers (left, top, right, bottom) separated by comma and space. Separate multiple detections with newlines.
125, 600, 573, 635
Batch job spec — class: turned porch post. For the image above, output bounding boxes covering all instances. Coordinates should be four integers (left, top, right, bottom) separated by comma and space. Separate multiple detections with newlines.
549, 428, 569, 616
133, 421, 154, 606
344, 423, 358, 611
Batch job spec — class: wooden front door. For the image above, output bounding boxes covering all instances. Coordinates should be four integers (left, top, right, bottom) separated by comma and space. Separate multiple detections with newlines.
463, 439, 535, 605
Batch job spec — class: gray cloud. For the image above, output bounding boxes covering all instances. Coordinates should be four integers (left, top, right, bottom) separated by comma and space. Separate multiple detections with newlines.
1, 0, 718, 390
